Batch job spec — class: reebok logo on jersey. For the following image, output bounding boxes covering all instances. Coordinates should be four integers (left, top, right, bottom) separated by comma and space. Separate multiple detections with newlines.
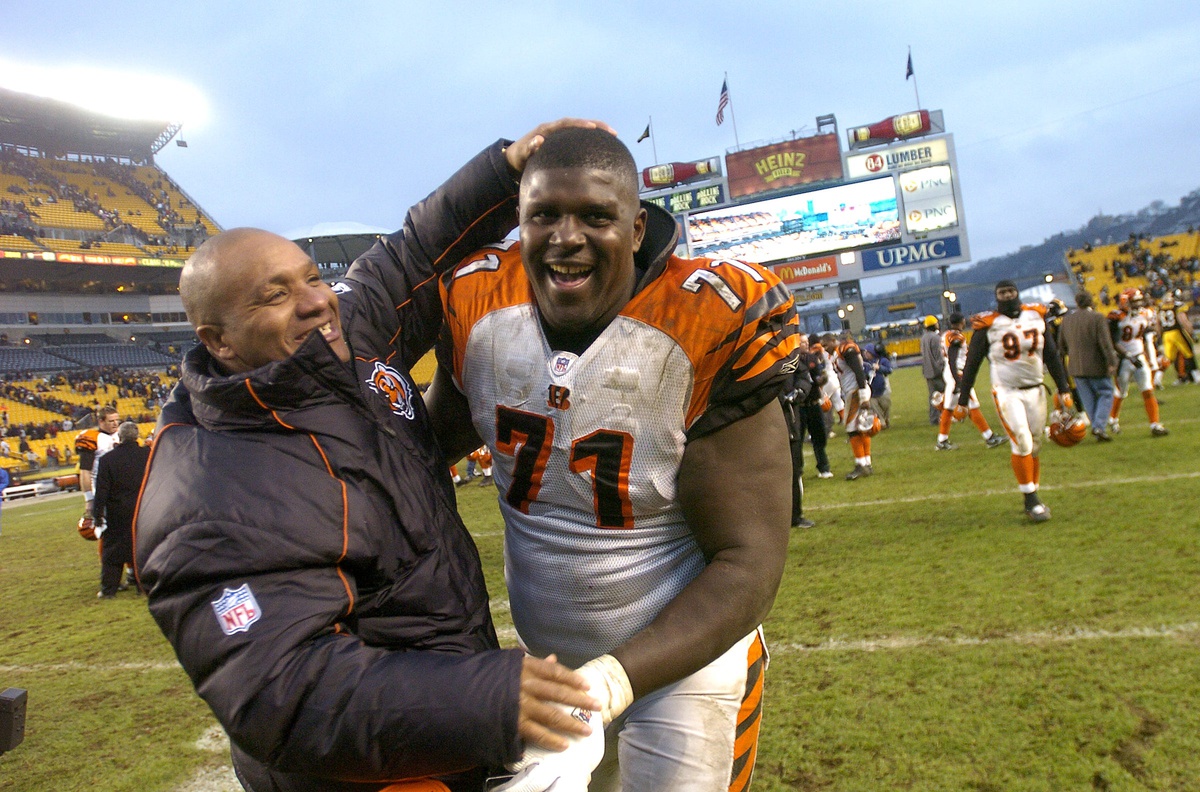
366, 362, 416, 420
211, 583, 261, 635
780, 354, 800, 374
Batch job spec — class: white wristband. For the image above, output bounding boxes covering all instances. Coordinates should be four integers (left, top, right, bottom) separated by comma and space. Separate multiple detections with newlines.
577, 654, 634, 726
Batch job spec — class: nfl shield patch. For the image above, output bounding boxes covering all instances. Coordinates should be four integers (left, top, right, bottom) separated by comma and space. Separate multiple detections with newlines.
550, 352, 578, 378
211, 583, 262, 636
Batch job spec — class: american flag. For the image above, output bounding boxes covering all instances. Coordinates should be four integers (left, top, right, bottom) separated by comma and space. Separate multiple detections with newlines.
716, 79, 730, 125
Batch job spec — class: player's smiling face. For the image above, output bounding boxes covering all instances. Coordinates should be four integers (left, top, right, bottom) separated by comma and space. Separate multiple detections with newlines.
519, 166, 647, 341
208, 232, 350, 373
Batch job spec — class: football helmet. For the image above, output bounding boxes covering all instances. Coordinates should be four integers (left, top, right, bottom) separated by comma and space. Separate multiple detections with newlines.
1118, 288, 1144, 311
1047, 408, 1088, 447
951, 403, 969, 422
861, 407, 883, 437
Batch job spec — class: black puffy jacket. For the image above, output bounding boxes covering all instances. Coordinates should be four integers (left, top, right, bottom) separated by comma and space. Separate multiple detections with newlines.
135, 142, 524, 791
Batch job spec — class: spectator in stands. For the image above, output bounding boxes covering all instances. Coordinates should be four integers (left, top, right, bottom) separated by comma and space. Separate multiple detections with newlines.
45, 444, 59, 467
93, 421, 149, 599
134, 120, 606, 792
0, 438, 9, 458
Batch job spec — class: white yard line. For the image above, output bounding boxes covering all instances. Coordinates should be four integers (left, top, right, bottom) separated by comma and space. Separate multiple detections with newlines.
806, 470, 1200, 510
773, 622, 1200, 654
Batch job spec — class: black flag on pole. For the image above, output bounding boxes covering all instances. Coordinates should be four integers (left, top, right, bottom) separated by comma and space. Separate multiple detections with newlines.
637, 124, 650, 143
905, 53, 914, 80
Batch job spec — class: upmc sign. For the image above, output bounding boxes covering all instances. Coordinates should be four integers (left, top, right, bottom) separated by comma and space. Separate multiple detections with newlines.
725, 134, 843, 198
845, 138, 949, 179
861, 236, 963, 272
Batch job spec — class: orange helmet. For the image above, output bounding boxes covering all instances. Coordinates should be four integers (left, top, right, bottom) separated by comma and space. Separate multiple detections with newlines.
1118, 288, 1144, 311
861, 407, 883, 436
951, 403, 968, 422
1048, 409, 1088, 447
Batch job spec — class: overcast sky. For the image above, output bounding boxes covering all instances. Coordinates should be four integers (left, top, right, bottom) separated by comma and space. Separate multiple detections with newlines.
5, 1, 1199, 280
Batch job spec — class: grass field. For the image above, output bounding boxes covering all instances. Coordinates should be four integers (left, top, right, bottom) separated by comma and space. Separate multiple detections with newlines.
1, 363, 1198, 791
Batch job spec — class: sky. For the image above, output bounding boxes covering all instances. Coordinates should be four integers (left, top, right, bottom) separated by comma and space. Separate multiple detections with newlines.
4, 1, 1199, 293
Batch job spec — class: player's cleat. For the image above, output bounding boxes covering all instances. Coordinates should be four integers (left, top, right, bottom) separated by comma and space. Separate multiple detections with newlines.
792, 518, 816, 529
817, 470, 833, 479
1107, 418, 1121, 435
935, 440, 957, 451
1150, 423, 1169, 437
985, 434, 1007, 449
845, 464, 870, 480
1026, 502, 1051, 522
96, 591, 116, 600
1092, 428, 1112, 442
864, 464, 873, 475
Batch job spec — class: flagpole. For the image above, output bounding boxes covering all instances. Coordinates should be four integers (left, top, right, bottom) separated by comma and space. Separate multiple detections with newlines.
726, 71, 741, 148
650, 116, 658, 164
908, 46, 922, 110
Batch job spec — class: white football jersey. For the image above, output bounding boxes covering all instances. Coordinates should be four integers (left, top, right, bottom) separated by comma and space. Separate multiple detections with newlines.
440, 244, 797, 666
1109, 309, 1151, 358
973, 305, 1050, 390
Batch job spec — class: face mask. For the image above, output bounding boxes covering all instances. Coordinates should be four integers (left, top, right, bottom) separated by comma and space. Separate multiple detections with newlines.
997, 297, 1022, 318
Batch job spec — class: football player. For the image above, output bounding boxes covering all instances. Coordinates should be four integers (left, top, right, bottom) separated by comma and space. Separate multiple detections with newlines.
955, 281, 1073, 522
428, 128, 797, 791
74, 405, 122, 553
1156, 293, 1200, 384
935, 312, 1007, 451
1107, 289, 1168, 436
832, 332, 876, 479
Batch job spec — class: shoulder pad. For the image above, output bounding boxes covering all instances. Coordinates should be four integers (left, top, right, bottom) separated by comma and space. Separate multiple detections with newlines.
971, 312, 998, 330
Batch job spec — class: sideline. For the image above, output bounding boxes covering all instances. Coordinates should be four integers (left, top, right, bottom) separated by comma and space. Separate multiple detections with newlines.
6, 620, 1195, 675
774, 621, 1200, 654
805, 469, 1200, 511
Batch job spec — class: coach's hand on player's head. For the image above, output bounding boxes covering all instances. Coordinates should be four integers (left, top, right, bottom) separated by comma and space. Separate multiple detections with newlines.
518, 654, 601, 751
504, 119, 617, 175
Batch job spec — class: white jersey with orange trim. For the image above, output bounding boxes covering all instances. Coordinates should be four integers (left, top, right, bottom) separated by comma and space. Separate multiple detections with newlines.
440, 243, 797, 667
1108, 308, 1152, 359
972, 304, 1050, 390
832, 339, 864, 398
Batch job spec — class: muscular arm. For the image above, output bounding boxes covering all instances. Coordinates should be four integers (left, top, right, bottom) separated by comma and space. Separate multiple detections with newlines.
610, 401, 791, 697
956, 328, 990, 397
1042, 330, 1071, 392
425, 365, 483, 463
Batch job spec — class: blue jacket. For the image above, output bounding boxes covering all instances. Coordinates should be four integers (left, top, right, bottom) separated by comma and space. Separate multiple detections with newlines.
136, 142, 524, 792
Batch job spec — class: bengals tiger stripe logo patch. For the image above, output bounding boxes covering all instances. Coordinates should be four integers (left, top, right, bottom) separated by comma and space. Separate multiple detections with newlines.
366, 362, 415, 420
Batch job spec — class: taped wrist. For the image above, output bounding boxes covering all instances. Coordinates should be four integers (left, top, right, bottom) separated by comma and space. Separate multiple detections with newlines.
578, 654, 633, 725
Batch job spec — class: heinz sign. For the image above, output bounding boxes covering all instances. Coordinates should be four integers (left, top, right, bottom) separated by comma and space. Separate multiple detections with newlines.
726, 134, 844, 198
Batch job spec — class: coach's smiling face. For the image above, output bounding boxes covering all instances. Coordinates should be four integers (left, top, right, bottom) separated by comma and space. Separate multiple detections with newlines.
191, 230, 351, 373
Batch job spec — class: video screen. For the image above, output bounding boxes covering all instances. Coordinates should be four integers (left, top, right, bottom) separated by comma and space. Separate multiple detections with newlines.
686, 176, 900, 264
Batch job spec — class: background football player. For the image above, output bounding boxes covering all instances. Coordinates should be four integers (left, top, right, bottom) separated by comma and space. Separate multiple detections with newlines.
1156, 292, 1200, 384
1107, 288, 1168, 436
832, 331, 876, 479
955, 280, 1073, 522
935, 312, 1007, 451
429, 128, 797, 791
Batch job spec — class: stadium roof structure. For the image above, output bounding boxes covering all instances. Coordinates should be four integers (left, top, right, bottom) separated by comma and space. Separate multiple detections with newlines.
0, 87, 179, 163
287, 222, 390, 269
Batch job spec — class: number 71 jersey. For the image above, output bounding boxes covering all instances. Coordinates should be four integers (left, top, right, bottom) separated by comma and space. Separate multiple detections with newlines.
439, 242, 797, 664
